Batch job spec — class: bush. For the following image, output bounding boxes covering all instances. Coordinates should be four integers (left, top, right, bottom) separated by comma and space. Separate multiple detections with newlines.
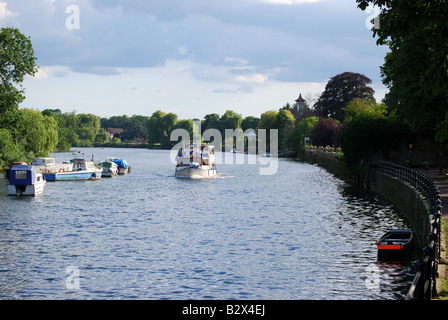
341, 112, 407, 166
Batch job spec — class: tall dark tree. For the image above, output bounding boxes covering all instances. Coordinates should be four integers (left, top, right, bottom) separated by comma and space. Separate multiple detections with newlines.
356, 0, 448, 134
314, 72, 375, 122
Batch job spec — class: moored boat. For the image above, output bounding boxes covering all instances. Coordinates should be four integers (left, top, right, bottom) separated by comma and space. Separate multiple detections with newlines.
32, 157, 73, 174
376, 229, 413, 259
43, 153, 102, 181
100, 160, 118, 177
111, 159, 131, 175
175, 142, 217, 179
7, 164, 46, 196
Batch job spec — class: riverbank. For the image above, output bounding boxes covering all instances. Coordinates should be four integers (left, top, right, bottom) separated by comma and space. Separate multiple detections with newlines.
301, 150, 448, 300
425, 170, 448, 300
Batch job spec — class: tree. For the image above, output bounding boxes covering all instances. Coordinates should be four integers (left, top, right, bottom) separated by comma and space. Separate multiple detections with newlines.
147, 111, 178, 145
53, 111, 79, 151
259, 110, 278, 131
310, 117, 342, 148
202, 113, 220, 134
343, 98, 388, 123
241, 116, 260, 132
341, 111, 407, 166
356, 0, 448, 134
287, 116, 319, 154
15, 109, 58, 159
276, 109, 295, 149
0, 27, 38, 133
219, 110, 242, 131
314, 72, 375, 121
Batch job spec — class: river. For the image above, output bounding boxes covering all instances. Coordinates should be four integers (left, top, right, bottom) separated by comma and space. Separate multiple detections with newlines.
0, 147, 418, 300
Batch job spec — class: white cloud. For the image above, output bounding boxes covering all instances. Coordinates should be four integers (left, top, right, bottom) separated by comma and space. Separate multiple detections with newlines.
260, 0, 321, 4
235, 73, 268, 84
0, 1, 16, 20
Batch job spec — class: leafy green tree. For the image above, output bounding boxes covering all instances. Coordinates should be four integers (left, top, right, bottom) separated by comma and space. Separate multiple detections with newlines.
287, 116, 319, 154
147, 111, 178, 145
173, 119, 194, 139
356, 0, 448, 134
0, 128, 22, 168
15, 108, 58, 159
53, 111, 79, 151
241, 116, 260, 132
276, 109, 295, 149
343, 98, 388, 123
0, 28, 38, 133
202, 113, 220, 134
259, 110, 278, 131
314, 72, 375, 122
219, 110, 242, 131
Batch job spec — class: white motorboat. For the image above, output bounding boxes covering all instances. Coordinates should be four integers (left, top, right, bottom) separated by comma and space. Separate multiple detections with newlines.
175, 142, 217, 179
7, 164, 46, 196
32, 157, 73, 174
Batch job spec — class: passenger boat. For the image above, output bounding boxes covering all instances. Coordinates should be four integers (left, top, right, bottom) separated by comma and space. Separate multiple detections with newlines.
43, 153, 102, 181
100, 160, 118, 177
376, 229, 413, 258
7, 164, 46, 196
32, 157, 73, 174
175, 142, 217, 179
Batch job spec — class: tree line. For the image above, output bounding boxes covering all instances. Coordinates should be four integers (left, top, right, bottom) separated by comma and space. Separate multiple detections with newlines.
2, 0, 448, 173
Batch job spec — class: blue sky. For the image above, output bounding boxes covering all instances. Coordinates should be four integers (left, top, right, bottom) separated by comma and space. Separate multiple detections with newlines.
0, 0, 387, 120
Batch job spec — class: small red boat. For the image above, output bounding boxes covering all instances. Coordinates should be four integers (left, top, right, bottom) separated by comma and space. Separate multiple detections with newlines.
376, 229, 413, 251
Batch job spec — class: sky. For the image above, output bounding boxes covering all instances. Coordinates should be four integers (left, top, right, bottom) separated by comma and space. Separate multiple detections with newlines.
0, 0, 388, 120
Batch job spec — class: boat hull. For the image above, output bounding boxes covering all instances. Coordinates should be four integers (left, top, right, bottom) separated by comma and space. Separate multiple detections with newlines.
44, 170, 102, 181
376, 229, 414, 260
175, 166, 217, 179
7, 181, 46, 196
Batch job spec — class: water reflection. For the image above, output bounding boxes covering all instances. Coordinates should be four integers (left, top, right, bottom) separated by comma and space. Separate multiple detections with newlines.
0, 149, 417, 299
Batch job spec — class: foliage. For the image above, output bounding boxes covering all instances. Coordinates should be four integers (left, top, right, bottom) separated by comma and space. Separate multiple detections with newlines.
341, 111, 407, 166
286, 116, 319, 153
343, 98, 388, 123
15, 108, 58, 159
310, 117, 343, 148
146, 111, 178, 145
241, 116, 260, 132
314, 72, 375, 122
219, 110, 243, 133
259, 110, 278, 130
276, 109, 295, 150
356, 0, 448, 134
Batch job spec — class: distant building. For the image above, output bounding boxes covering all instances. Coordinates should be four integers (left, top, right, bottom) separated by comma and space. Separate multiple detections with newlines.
295, 93, 305, 113
106, 128, 124, 141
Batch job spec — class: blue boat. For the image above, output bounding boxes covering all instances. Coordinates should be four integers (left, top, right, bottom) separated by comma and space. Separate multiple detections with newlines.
43, 154, 102, 181
111, 159, 131, 175
7, 164, 46, 196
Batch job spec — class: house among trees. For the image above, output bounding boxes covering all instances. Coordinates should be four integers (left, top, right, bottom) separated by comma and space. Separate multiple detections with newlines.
106, 128, 124, 141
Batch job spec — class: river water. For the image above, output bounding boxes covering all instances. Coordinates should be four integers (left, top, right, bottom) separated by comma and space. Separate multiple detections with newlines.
0, 148, 418, 300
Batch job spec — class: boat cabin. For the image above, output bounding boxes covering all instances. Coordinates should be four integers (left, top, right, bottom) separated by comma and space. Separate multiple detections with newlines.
32, 158, 56, 166
176, 142, 215, 167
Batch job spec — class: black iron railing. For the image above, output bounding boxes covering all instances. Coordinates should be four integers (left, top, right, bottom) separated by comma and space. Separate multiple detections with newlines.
377, 161, 442, 300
